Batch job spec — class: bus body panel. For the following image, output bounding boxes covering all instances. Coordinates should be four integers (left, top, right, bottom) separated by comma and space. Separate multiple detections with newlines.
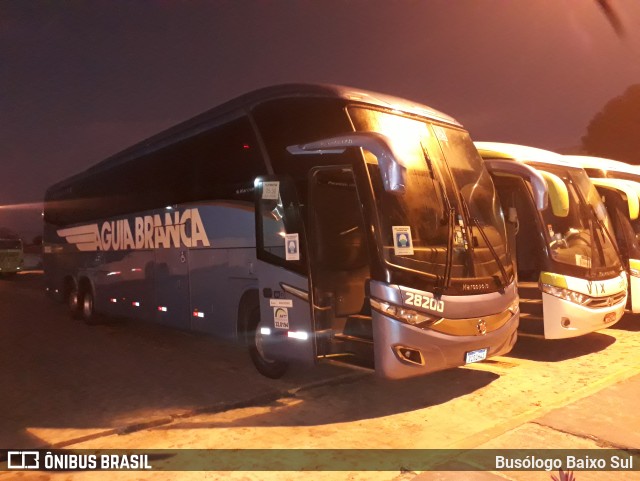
542, 293, 625, 339
630, 273, 640, 313
372, 309, 518, 379
256, 263, 315, 366
45, 201, 259, 339
369, 280, 519, 379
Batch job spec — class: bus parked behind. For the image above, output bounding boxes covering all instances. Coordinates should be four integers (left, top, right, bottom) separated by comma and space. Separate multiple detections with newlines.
476, 143, 627, 339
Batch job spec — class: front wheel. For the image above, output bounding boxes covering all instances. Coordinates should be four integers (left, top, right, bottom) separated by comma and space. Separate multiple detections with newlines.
247, 307, 288, 379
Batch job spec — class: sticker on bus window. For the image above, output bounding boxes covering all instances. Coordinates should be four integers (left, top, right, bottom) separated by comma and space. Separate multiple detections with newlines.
285, 233, 300, 261
392, 226, 414, 256
273, 307, 289, 329
434, 126, 448, 142
575, 254, 591, 268
262, 181, 280, 200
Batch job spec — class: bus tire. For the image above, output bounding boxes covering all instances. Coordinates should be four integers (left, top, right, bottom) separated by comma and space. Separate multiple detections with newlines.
247, 306, 288, 379
79, 284, 100, 325
67, 282, 82, 319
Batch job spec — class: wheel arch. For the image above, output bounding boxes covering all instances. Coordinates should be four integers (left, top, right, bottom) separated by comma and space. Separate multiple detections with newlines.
236, 288, 259, 343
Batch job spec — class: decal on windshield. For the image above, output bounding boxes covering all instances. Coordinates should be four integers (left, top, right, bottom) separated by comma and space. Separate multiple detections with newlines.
393, 226, 414, 256
285, 233, 300, 261
262, 181, 280, 200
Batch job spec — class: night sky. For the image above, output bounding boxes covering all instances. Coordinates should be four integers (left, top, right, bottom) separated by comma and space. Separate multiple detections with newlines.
2, 0, 640, 239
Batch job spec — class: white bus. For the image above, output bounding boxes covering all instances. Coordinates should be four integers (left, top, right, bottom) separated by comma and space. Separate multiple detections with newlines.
476, 143, 627, 339
43, 84, 525, 379
566, 155, 640, 313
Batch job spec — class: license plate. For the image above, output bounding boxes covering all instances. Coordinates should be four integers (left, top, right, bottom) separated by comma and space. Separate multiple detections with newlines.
465, 348, 488, 364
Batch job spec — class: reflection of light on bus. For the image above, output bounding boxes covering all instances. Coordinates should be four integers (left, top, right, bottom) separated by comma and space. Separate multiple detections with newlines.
43, 84, 520, 381
477, 142, 627, 339
567, 155, 640, 314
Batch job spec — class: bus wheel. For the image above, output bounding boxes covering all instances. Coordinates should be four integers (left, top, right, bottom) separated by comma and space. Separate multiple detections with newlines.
247, 307, 288, 379
68, 283, 81, 319
80, 286, 100, 325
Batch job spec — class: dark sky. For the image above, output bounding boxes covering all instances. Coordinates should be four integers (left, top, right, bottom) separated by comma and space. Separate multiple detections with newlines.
1, 0, 640, 238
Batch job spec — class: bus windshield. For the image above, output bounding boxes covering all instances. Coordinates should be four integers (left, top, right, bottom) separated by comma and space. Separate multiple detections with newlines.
348, 107, 511, 287
531, 163, 621, 273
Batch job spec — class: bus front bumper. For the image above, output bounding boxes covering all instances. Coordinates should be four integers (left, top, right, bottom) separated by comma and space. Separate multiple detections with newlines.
541, 292, 626, 339
372, 308, 519, 380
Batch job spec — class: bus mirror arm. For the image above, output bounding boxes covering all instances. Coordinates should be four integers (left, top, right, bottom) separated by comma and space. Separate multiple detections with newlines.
287, 132, 407, 195
484, 159, 549, 211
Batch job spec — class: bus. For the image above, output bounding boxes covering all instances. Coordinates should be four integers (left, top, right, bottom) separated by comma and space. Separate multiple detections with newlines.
43, 84, 526, 380
565, 155, 640, 313
0, 238, 23, 276
475, 142, 627, 339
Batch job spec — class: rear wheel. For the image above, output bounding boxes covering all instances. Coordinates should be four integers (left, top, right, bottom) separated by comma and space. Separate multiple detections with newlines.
67, 283, 81, 319
80, 285, 100, 325
247, 307, 288, 379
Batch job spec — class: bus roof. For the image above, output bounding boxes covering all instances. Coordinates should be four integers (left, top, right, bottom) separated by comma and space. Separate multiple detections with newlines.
564, 155, 640, 176
474, 142, 574, 167
46, 83, 461, 196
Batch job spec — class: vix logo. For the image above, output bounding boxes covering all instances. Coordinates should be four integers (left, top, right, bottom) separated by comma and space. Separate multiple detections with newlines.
7, 451, 39, 470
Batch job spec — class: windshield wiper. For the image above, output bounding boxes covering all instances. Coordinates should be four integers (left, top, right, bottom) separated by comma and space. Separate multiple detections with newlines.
420, 144, 460, 292
589, 203, 624, 275
459, 195, 510, 293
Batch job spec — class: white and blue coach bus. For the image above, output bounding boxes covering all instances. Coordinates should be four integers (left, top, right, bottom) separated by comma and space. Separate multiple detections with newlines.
44, 84, 527, 379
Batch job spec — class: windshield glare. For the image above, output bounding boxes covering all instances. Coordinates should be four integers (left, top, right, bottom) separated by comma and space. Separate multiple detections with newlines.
533, 164, 620, 271
348, 106, 511, 285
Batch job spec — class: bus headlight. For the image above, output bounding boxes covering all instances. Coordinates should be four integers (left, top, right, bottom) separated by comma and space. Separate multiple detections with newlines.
371, 299, 441, 328
540, 284, 587, 305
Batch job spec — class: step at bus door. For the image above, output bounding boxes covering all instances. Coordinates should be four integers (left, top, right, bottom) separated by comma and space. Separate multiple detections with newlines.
254, 176, 316, 366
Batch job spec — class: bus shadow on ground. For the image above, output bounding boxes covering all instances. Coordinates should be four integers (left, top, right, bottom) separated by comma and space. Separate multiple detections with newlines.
506, 330, 615, 362
154, 367, 499, 429
611, 313, 640, 332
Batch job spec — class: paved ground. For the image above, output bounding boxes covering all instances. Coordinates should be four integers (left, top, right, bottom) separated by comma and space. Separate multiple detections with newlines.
1, 273, 639, 481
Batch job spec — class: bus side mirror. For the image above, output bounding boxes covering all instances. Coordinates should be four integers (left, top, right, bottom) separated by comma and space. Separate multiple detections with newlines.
287, 132, 407, 195
484, 158, 549, 211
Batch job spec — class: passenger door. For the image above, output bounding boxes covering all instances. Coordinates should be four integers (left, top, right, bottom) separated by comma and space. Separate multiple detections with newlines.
253, 176, 315, 365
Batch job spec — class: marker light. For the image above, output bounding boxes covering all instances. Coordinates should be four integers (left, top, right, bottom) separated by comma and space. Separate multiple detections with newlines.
110, 298, 118, 303
260, 327, 272, 336
287, 331, 309, 340
192, 310, 205, 318
132, 301, 140, 307
158, 306, 168, 312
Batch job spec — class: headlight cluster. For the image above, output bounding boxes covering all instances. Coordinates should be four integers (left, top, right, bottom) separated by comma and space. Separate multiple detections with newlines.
371, 299, 441, 328
540, 284, 587, 305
